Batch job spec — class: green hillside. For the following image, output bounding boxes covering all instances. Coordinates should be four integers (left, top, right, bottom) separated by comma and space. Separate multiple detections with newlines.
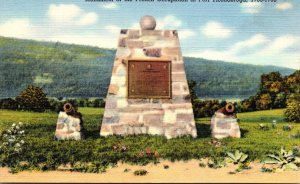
0, 36, 295, 99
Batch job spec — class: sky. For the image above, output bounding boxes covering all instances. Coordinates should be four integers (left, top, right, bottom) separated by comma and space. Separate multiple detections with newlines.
0, 0, 299, 69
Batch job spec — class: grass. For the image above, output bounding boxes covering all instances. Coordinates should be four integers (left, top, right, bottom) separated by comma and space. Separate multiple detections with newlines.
0, 108, 299, 173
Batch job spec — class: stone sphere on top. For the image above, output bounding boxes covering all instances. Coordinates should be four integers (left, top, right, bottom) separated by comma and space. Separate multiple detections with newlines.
140, 15, 156, 30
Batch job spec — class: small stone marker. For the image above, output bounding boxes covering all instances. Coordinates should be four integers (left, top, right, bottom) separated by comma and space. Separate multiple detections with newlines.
55, 103, 83, 140
100, 15, 197, 139
211, 103, 241, 139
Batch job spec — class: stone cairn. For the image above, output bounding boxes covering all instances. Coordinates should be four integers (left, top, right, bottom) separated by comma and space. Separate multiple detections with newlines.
211, 103, 241, 139
55, 103, 84, 140
100, 15, 197, 139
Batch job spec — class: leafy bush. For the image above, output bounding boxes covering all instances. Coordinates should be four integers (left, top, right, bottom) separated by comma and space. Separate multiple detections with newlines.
0, 98, 18, 110
15, 85, 49, 112
0, 122, 25, 172
193, 99, 224, 118
284, 93, 300, 123
70, 162, 108, 173
225, 150, 248, 165
264, 148, 300, 171
134, 169, 148, 176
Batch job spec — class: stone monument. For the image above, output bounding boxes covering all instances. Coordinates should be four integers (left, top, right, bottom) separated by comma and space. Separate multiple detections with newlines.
55, 103, 84, 140
211, 103, 241, 139
100, 15, 197, 139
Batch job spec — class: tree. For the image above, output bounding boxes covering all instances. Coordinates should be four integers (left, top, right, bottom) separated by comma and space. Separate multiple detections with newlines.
256, 93, 272, 110
16, 85, 49, 112
284, 93, 300, 123
188, 80, 197, 103
0, 98, 18, 110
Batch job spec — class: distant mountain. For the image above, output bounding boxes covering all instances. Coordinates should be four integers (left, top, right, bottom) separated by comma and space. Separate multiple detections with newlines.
0, 36, 295, 100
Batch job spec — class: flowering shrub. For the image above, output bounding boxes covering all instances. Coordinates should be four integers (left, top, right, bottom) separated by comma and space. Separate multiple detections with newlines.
0, 122, 25, 169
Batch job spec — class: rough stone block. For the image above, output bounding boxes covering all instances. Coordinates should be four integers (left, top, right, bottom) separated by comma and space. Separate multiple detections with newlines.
128, 30, 140, 39
117, 86, 126, 97
126, 40, 144, 48
143, 48, 161, 57
116, 65, 126, 76
111, 125, 127, 135
102, 116, 120, 124
144, 114, 163, 126
110, 76, 126, 86
108, 84, 119, 95
118, 38, 127, 47
172, 63, 184, 72
162, 47, 181, 56
100, 124, 113, 136
177, 113, 194, 123
141, 30, 163, 36
172, 73, 187, 82
120, 29, 128, 34
105, 98, 117, 109
119, 113, 139, 124
55, 112, 82, 140
163, 110, 176, 124
148, 126, 164, 135
117, 99, 128, 108
116, 48, 131, 58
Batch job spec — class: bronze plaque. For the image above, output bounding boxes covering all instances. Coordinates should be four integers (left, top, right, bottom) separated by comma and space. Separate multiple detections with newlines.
128, 60, 171, 99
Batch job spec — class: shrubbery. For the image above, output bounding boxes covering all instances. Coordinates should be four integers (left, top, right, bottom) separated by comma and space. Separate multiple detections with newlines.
16, 85, 49, 112
0, 85, 106, 112
236, 70, 299, 113
284, 93, 300, 123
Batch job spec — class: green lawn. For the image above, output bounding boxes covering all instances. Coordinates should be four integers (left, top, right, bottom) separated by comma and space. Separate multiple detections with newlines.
0, 108, 299, 172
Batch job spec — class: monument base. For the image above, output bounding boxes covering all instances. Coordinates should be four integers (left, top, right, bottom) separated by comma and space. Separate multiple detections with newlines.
100, 16, 197, 139
211, 112, 241, 139
55, 112, 83, 140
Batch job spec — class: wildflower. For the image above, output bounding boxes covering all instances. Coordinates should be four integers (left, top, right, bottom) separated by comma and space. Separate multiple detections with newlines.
14, 148, 21, 153
15, 143, 21, 147
138, 151, 144, 157
20, 140, 25, 144
146, 147, 152, 154
8, 139, 14, 143
112, 145, 118, 150
19, 122, 23, 126
3, 134, 7, 138
16, 125, 20, 130
12, 123, 16, 127
121, 145, 127, 151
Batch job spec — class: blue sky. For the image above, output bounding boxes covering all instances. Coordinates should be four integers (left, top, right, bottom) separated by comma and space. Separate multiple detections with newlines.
0, 0, 299, 69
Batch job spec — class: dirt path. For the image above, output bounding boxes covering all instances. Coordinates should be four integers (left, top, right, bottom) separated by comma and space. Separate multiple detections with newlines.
1, 160, 299, 183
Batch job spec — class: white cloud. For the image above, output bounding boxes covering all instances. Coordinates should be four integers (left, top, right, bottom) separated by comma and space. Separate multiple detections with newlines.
0, 19, 37, 39
189, 49, 237, 62
50, 33, 117, 48
105, 25, 121, 34
77, 12, 98, 26
276, 2, 293, 10
187, 34, 300, 69
241, 2, 262, 14
101, 3, 119, 10
48, 4, 98, 26
157, 15, 182, 29
179, 29, 196, 39
231, 34, 268, 52
201, 21, 232, 39
261, 34, 298, 54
